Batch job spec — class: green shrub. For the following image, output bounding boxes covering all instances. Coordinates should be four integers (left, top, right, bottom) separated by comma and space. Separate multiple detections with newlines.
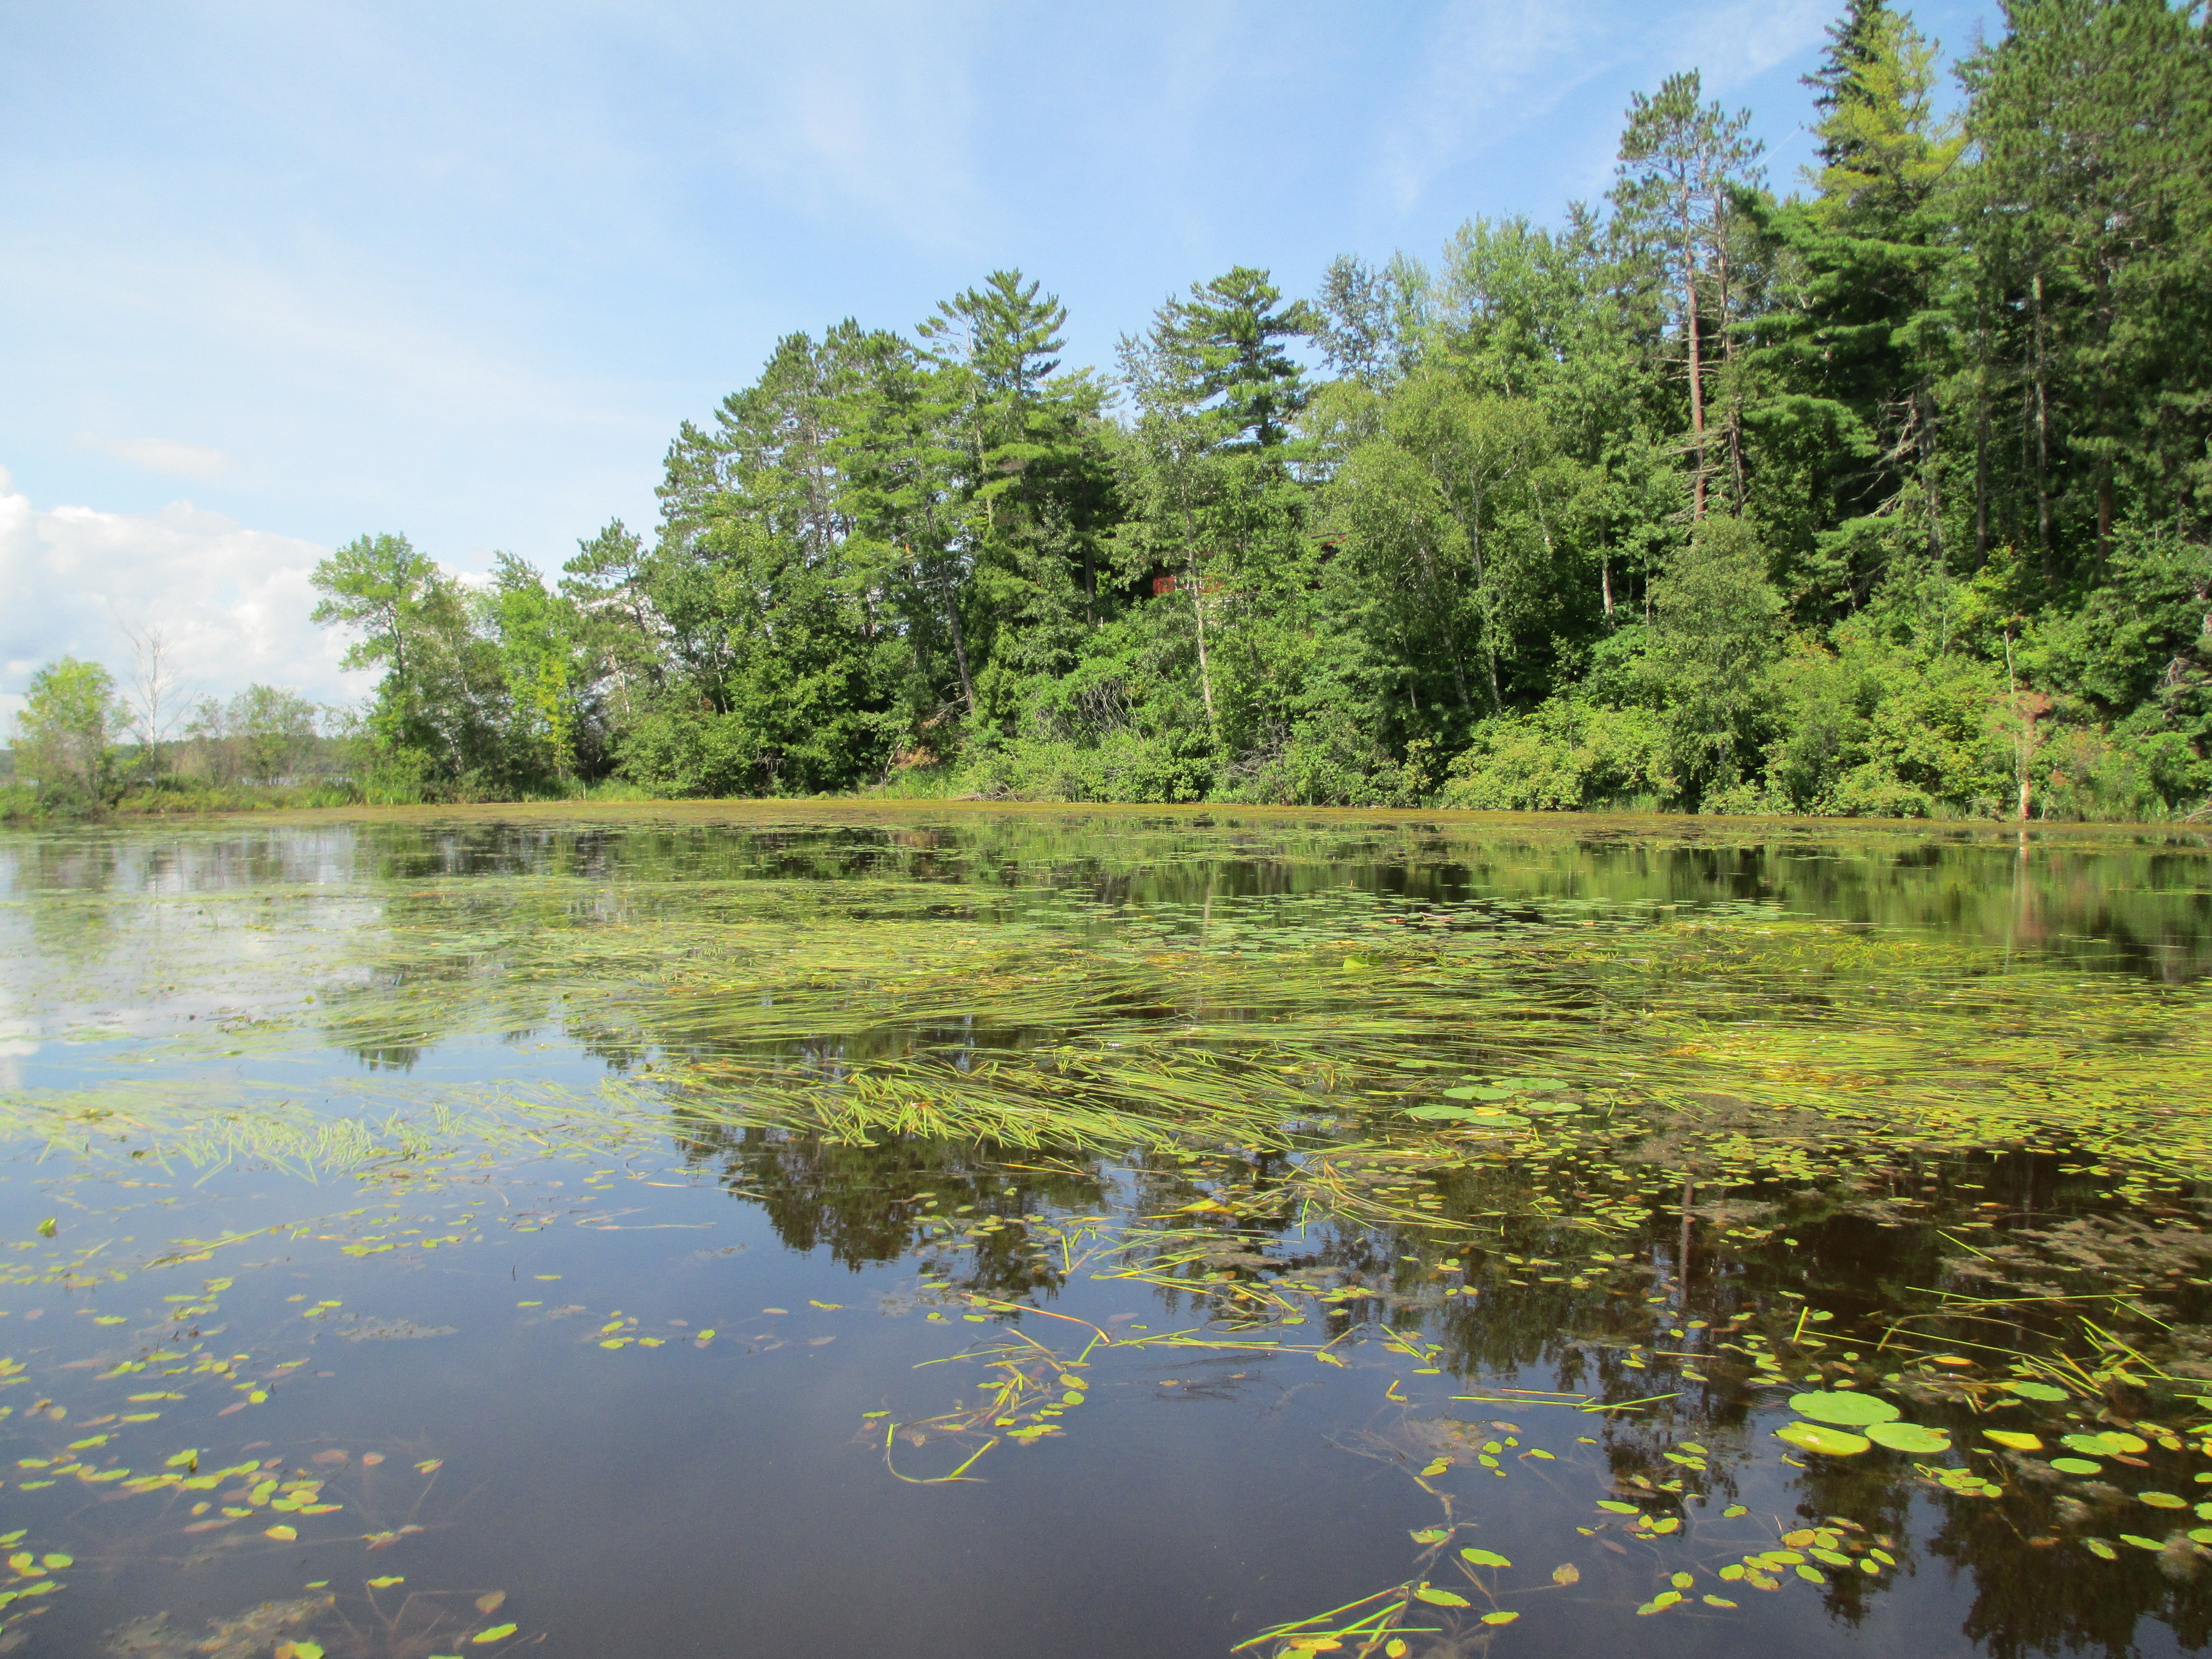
1438, 701, 1674, 811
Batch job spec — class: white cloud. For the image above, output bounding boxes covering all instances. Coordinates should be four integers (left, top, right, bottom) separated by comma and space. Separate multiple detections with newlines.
1367, 0, 1839, 218
1686, 0, 1835, 92
623, 3, 995, 255
74, 432, 230, 478
0, 465, 372, 724
1375, 0, 1611, 214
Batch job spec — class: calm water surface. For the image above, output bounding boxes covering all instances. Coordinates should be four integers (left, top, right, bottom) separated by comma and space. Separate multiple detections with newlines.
0, 805, 2208, 1659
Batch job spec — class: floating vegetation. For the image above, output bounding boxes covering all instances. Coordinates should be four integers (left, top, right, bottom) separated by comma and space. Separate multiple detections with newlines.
0, 807, 2208, 1655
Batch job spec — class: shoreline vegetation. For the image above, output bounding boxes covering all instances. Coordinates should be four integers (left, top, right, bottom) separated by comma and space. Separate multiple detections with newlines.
11, 0, 2211, 830
4, 790, 2209, 852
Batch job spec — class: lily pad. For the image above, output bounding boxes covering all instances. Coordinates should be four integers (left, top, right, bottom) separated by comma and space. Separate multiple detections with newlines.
1789, 1391, 1901, 1427
2140, 1492, 2188, 1510
1776, 1421, 1871, 1456
2002, 1380, 2068, 1402
2062, 1431, 2149, 1456
1404, 1105, 1531, 1128
1983, 1430, 2044, 1452
2051, 1457, 2103, 1475
1441, 1086, 1516, 1101
1864, 1421, 1950, 1454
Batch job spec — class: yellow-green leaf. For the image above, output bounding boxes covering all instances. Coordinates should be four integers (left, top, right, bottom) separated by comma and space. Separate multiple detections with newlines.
1776, 1422, 1869, 1456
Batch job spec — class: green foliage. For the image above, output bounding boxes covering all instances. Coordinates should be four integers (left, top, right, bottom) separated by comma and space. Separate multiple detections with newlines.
180, 685, 326, 786
1642, 517, 1787, 800
272, 7, 2212, 822
1440, 701, 1673, 811
9, 658, 124, 805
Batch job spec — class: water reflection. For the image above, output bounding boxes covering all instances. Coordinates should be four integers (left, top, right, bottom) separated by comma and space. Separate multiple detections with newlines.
0, 808, 2206, 1659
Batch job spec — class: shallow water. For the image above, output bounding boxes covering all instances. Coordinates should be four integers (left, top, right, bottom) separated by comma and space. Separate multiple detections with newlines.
0, 805, 2209, 1659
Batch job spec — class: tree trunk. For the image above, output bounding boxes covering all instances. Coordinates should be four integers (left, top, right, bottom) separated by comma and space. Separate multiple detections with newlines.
2031, 272, 2054, 584
1416, 537, 1473, 714
943, 578, 976, 715
1180, 510, 1216, 731
1712, 204, 1746, 513
1920, 387, 1943, 568
1465, 484, 1503, 709
1682, 204, 1707, 521
1974, 355, 1990, 565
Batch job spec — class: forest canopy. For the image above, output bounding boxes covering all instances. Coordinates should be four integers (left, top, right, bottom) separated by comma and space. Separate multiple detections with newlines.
298, 0, 2212, 821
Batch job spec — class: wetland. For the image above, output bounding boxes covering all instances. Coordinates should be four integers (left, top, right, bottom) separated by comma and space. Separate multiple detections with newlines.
0, 803, 2209, 1659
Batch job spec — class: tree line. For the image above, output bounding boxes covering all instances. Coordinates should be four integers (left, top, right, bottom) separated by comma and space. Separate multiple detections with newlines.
3, 633, 344, 811
16, 0, 2211, 820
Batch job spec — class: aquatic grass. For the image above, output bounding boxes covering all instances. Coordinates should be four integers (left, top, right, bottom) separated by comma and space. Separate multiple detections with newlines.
3, 809, 2211, 1656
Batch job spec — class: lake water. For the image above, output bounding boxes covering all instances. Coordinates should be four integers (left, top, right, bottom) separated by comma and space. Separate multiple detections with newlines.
1, 804, 2209, 1659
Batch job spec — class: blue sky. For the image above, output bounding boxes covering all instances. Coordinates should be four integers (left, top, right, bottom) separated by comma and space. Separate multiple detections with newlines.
0, 0, 1999, 719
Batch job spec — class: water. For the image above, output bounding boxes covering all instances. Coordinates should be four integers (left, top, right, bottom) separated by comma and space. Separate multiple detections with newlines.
0, 805, 2208, 1659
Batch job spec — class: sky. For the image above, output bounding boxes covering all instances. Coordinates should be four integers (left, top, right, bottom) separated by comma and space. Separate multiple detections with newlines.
0, 0, 2002, 728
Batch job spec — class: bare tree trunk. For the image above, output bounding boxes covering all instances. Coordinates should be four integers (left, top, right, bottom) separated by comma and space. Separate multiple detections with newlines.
114, 615, 180, 781
1180, 510, 1215, 731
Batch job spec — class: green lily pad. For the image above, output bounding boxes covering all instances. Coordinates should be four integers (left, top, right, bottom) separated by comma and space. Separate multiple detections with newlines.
2050, 1457, 2103, 1475
2140, 1492, 2188, 1509
1864, 1421, 1950, 1454
1776, 1421, 1871, 1456
1517, 1102, 1583, 1115
1442, 1086, 1516, 1100
1789, 1391, 1901, 1427
1404, 1105, 1530, 1128
2002, 1380, 2068, 1402
1496, 1077, 1570, 1093
2062, 1431, 2148, 1456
